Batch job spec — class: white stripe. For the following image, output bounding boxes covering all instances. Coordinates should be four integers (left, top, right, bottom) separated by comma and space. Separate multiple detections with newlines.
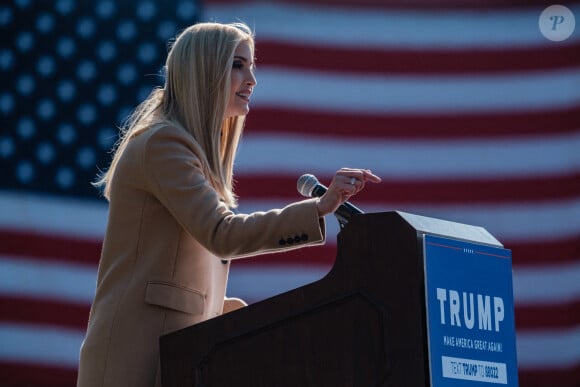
239, 200, 580, 242
0, 323, 83, 368
380, 201, 580, 241
239, 198, 580, 245
228, 246, 580, 309
0, 256, 96, 304
517, 326, 580, 369
1, 190, 577, 244
0, 323, 577, 372
205, 3, 580, 48
230, 260, 580, 311
0, 191, 108, 239
513, 260, 580, 306
228, 264, 331, 303
250, 68, 580, 114
236, 133, 580, 179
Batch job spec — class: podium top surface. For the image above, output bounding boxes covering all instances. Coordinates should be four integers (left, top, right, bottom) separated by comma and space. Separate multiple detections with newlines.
395, 211, 503, 247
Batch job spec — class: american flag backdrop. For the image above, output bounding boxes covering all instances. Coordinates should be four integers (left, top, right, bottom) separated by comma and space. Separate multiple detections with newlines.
1, 0, 579, 386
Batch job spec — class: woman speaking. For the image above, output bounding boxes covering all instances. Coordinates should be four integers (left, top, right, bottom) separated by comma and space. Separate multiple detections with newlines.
77, 21, 380, 387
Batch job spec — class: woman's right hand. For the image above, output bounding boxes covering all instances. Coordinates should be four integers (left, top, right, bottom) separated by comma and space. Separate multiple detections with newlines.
316, 168, 381, 217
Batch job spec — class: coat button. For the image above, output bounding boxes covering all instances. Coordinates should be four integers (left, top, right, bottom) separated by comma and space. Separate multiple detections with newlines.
294, 235, 301, 243
301, 233, 308, 241
279, 238, 286, 246
286, 237, 294, 245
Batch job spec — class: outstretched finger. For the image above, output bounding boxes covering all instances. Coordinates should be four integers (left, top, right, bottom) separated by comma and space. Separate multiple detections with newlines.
361, 169, 381, 183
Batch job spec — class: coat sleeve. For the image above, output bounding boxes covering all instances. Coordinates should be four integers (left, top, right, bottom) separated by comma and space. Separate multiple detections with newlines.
141, 125, 326, 259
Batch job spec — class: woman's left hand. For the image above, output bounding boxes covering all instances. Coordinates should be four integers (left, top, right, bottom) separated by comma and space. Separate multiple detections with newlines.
223, 297, 248, 313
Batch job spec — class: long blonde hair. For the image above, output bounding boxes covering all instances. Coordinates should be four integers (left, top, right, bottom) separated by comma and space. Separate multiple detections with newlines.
94, 22, 254, 208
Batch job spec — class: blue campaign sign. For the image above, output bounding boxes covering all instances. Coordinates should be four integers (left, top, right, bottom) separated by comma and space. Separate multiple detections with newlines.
423, 234, 519, 386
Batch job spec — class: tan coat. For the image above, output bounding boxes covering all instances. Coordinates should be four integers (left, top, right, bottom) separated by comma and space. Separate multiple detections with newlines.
77, 124, 325, 387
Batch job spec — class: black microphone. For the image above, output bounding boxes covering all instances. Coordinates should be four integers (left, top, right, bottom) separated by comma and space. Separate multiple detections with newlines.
297, 174, 363, 225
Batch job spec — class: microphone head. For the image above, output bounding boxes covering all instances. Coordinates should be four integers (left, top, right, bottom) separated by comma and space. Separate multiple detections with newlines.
297, 174, 319, 197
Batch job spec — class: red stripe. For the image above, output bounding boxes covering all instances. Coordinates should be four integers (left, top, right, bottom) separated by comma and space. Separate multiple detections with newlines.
508, 236, 580, 266
0, 229, 101, 265
516, 299, 580, 330
245, 106, 580, 139
1, 227, 576, 268
1, 359, 579, 387
0, 296, 89, 330
0, 227, 575, 271
256, 40, 580, 74
207, 0, 568, 11
519, 364, 580, 387
0, 359, 578, 387
233, 237, 579, 267
233, 244, 337, 267
235, 238, 578, 267
235, 173, 580, 204
0, 362, 77, 387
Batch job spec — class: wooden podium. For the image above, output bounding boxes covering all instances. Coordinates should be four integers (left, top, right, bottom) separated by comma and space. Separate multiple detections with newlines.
159, 211, 502, 386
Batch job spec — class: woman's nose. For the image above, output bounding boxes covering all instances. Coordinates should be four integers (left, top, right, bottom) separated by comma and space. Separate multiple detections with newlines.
247, 69, 257, 86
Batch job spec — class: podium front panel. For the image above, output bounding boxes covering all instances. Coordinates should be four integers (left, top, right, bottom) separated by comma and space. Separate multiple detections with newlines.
423, 234, 518, 386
